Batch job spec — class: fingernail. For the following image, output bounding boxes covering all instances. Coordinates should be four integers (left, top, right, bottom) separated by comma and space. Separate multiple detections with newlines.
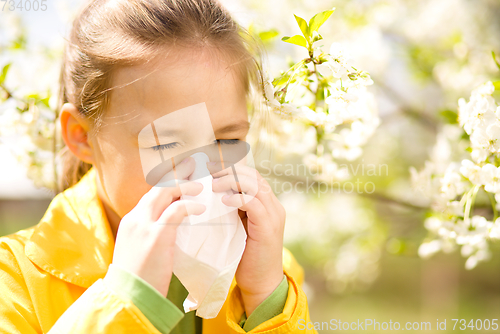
181, 157, 190, 164
222, 194, 231, 200
213, 177, 221, 182
207, 161, 217, 165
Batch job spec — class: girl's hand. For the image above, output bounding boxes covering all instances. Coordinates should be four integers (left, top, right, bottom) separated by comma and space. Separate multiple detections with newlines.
208, 162, 286, 316
112, 156, 206, 297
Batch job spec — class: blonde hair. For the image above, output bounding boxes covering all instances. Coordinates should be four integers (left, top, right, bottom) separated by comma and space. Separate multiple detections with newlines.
57, 0, 267, 191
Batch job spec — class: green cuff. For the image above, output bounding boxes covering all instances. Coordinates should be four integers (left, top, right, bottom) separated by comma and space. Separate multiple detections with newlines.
104, 263, 184, 334
238, 274, 289, 331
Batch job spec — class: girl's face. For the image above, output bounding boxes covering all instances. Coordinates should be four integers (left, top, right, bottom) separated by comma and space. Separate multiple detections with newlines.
88, 47, 250, 220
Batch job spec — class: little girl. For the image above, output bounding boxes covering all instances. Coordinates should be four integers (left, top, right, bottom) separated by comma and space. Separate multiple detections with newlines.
0, 0, 316, 333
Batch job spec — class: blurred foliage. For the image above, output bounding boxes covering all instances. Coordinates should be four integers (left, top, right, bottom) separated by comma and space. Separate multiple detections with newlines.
0, 13, 60, 192
235, 0, 500, 298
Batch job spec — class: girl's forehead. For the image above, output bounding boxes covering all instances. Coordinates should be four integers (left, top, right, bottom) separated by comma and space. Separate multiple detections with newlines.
104, 49, 248, 133
111, 46, 238, 89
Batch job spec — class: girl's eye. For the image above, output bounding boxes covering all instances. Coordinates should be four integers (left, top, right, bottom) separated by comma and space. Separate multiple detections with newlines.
215, 139, 239, 145
150, 140, 239, 151
151, 142, 179, 151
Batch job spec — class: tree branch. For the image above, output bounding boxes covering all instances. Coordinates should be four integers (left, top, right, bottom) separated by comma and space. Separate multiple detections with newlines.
374, 79, 439, 133
269, 173, 428, 210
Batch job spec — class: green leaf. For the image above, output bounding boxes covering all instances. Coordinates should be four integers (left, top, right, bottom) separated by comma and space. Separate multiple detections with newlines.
258, 29, 279, 42
316, 86, 325, 101
40, 96, 51, 108
493, 51, 500, 70
439, 110, 458, 124
493, 81, 500, 90
461, 131, 470, 141
27, 93, 41, 101
282, 35, 308, 48
282, 59, 306, 77
294, 14, 310, 41
311, 31, 323, 43
273, 74, 290, 87
272, 60, 306, 87
8, 33, 27, 50
0, 63, 11, 85
308, 8, 335, 34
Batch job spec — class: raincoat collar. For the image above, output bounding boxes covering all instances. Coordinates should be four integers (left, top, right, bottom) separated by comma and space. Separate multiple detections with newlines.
25, 168, 115, 288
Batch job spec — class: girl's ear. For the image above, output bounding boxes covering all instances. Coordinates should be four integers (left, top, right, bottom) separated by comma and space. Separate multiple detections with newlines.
60, 103, 95, 164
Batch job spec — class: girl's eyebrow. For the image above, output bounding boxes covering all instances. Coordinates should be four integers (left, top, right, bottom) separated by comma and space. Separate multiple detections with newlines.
135, 123, 183, 137
136, 120, 249, 135
215, 120, 250, 134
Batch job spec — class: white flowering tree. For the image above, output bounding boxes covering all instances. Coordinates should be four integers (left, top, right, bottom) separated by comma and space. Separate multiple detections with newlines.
411, 56, 500, 269
245, 9, 384, 294
261, 8, 379, 182
235, 0, 500, 295
0, 14, 61, 192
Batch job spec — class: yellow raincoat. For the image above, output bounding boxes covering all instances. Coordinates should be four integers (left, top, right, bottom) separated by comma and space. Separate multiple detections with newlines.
0, 168, 317, 333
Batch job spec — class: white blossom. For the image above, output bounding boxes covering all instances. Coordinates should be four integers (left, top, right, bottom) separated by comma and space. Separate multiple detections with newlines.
439, 163, 466, 200
303, 153, 350, 182
322, 43, 351, 78
413, 80, 500, 270
480, 164, 500, 193
418, 240, 442, 258
459, 159, 482, 184
263, 79, 302, 117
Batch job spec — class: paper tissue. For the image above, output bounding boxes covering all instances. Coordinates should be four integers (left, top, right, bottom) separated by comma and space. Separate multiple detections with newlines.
172, 152, 247, 319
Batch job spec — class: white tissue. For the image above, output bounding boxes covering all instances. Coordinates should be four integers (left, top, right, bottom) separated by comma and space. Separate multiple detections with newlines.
172, 152, 247, 318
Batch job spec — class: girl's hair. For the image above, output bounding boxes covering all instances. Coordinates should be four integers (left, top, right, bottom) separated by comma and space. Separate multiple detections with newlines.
57, 0, 267, 192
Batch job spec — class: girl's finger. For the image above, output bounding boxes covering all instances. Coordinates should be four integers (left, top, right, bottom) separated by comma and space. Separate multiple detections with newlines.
207, 162, 273, 195
155, 156, 196, 187
137, 181, 203, 220
221, 193, 269, 226
212, 173, 259, 197
209, 162, 275, 202
154, 199, 206, 229
208, 162, 281, 221
206, 161, 256, 179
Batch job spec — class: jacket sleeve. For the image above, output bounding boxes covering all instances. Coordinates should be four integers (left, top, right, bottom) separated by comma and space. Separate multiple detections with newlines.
47, 265, 183, 334
0, 242, 41, 334
100, 264, 184, 332
224, 247, 319, 333
109, 266, 290, 333
238, 274, 289, 331
0, 242, 181, 334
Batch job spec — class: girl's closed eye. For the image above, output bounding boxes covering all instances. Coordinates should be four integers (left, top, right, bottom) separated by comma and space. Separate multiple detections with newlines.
150, 139, 239, 152
151, 142, 180, 151
150, 139, 239, 151
215, 139, 240, 145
